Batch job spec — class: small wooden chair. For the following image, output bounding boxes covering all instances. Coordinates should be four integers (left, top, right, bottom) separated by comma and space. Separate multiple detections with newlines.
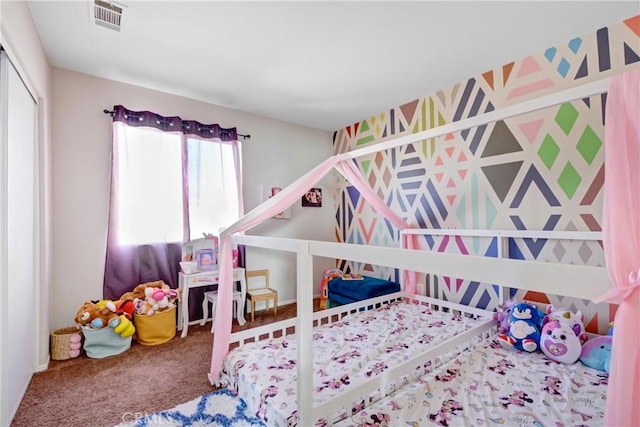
246, 269, 277, 322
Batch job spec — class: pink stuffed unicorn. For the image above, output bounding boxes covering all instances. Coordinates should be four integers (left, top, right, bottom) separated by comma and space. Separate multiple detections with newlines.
543, 305, 588, 344
540, 320, 583, 364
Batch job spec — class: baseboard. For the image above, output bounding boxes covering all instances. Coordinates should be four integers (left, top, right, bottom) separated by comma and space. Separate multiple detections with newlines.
276, 293, 321, 307
8, 371, 33, 425
36, 356, 50, 372
245, 294, 321, 312
278, 297, 296, 306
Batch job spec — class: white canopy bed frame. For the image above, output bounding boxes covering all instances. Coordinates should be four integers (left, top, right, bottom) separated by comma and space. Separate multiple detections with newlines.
219, 230, 609, 425
210, 75, 629, 426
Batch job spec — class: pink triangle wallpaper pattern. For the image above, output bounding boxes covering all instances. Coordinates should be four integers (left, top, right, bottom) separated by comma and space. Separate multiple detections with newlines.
332, 16, 639, 334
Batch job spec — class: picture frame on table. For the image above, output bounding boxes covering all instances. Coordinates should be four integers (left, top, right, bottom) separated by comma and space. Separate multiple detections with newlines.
196, 248, 217, 271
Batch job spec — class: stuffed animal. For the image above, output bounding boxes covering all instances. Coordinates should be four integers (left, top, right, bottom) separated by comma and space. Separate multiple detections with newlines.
493, 299, 517, 334
95, 299, 136, 321
132, 284, 179, 316
134, 297, 156, 316
140, 287, 169, 313
112, 315, 135, 338
147, 286, 179, 310
323, 268, 343, 280
74, 301, 135, 338
68, 332, 82, 359
580, 335, 612, 373
115, 299, 135, 320
75, 301, 120, 329
543, 305, 588, 344
539, 320, 583, 364
319, 268, 344, 309
119, 280, 166, 303
498, 302, 542, 352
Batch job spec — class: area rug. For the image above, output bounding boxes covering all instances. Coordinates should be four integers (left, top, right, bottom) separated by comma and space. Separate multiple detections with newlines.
117, 388, 265, 426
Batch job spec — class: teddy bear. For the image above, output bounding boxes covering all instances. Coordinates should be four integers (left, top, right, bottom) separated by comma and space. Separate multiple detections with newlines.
74, 301, 135, 338
75, 301, 120, 329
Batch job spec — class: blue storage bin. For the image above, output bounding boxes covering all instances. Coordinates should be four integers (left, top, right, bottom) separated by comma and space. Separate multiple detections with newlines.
81, 326, 131, 359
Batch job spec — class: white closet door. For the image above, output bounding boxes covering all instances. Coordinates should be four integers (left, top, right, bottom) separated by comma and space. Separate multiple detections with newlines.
0, 50, 37, 426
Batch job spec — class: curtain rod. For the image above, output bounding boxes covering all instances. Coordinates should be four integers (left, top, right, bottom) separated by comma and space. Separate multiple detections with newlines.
102, 109, 251, 140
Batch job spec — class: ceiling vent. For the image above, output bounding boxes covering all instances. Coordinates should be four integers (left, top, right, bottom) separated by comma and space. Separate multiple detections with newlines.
92, 0, 123, 31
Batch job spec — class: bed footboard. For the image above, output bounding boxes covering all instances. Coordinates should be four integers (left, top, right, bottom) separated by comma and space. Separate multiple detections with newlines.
228, 291, 405, 348
227, 291, 489, 349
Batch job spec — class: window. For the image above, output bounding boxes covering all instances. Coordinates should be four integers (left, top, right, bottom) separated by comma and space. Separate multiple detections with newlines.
116, 126, 183, 245
187, 137, 241, 241
104, 105, 243, 299
113, 121, 241, 245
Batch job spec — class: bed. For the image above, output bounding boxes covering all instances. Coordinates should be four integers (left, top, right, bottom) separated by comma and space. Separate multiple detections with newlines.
215, 231, 611, 426
208, 71, 637, 426
217, 292, 495, 426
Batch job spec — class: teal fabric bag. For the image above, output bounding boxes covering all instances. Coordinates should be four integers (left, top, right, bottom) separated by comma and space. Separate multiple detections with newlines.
81, 326, 131, 358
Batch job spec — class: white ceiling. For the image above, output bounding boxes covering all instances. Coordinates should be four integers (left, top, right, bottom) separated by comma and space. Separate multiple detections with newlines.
27, 1, 639, 132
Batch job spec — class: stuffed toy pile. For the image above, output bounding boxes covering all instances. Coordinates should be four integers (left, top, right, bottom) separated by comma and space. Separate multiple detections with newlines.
74, 299, 135, 338
73, 280, 180, 338
494, 301, 610, 370
120, 280, 180, 316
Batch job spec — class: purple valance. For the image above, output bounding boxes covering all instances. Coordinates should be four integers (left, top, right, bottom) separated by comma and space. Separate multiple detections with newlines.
112, 105, 238, 140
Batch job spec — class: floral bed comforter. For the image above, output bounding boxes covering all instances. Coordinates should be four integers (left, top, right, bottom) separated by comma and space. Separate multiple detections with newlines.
337, 336, 608, 427
217, 301, 488, 426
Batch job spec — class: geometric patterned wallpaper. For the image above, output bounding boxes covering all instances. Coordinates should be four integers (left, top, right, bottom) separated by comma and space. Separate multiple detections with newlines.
332, 15, 639, 334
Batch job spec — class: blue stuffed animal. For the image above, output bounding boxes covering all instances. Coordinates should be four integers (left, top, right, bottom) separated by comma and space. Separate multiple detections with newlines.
498, 302, 542, 352
580, 335, 612, 373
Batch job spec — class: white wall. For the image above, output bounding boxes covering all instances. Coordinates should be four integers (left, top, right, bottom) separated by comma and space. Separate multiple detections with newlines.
0, 0, 53, 371
50, 68, 335, 330
243, 121, 337, 306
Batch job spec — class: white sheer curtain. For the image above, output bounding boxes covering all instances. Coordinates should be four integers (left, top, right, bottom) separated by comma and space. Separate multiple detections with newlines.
187, 137, 241, 240
116, 125, 184, 245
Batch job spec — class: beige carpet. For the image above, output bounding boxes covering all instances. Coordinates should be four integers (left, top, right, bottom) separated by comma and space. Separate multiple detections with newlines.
11, 301, 305, 427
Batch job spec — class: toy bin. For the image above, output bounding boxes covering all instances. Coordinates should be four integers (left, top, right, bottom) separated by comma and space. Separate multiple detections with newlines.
81, 326, 132, 359
133, 306, 176, 346
50, 326, 83, 360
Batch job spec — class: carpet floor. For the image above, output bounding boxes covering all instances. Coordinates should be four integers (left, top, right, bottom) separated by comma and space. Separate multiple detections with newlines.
11, 300, 318, 427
